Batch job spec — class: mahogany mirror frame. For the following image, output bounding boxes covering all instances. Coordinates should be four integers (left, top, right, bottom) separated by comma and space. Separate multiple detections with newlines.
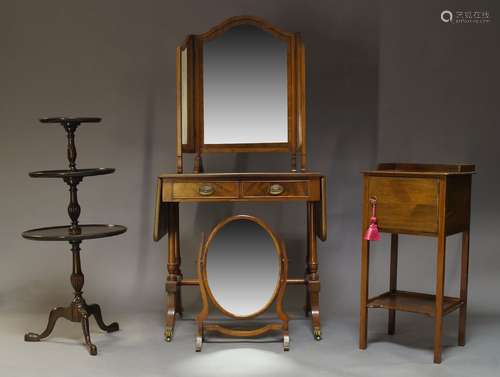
195, 214, 289, 351
176, 16, 307, 173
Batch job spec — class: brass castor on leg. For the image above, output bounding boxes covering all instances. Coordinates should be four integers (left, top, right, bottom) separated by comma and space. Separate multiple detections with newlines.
165, 328, 173, 342
313, 327, 322, 341
195, 335, 203, 352
283, 334, 290, 351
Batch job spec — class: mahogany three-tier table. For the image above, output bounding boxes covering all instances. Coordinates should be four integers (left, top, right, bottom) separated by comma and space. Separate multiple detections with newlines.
22, 117, 127, 355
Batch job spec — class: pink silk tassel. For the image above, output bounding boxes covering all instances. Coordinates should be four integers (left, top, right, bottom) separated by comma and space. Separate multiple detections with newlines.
364, 197, 380, 241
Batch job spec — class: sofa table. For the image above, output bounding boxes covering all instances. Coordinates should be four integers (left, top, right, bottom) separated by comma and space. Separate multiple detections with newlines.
154, 172, 327, 342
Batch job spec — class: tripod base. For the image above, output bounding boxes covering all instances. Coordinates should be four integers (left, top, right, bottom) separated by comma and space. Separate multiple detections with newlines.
24, 300, 118, 356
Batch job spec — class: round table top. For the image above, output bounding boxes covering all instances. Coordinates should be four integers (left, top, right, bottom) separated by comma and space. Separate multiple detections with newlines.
40, 117, 102, 125
29, 168, 115, 178
22, 224, 127, 241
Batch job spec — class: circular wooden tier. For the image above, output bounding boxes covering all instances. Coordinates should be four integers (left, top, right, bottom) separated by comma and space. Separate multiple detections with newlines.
29, 168, 115, 178
22, 224, 127, 241
40, 117, 101, 125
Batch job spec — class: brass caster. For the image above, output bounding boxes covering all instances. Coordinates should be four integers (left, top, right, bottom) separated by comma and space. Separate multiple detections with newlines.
313, 328, 322, 341
165, 328, 173, 342
24, 332, 41, 342
283, 334, 290, 351
195, 336, 202, 352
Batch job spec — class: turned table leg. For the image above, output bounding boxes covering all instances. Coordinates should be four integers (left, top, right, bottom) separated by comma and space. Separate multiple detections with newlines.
306, 202, 321, 340
165, 202, 180, 341
388, 234, 398, 335
173, 203, 183, 316
458, 230, 470, 346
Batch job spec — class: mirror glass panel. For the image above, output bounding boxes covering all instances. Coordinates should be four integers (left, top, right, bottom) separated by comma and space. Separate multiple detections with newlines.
203, 25, 288, 144
181, 47, 188, 145
206, 219, 280, 317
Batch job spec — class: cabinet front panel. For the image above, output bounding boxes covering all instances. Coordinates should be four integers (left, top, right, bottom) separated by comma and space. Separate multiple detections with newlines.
368, 177, 439, 234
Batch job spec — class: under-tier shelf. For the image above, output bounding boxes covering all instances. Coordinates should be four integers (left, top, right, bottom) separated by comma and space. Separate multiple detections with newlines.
22, 224, 127, 241
29, 168, 115, 178
366, 290, 463, 317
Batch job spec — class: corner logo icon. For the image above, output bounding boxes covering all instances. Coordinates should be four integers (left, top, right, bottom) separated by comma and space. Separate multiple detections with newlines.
441, 10, 453, 23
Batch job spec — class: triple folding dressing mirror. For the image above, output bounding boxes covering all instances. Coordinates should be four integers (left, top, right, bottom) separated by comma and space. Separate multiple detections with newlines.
176, 15, 308, 173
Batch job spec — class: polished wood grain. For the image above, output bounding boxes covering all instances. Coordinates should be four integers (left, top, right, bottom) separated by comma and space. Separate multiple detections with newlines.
179, 36, 195, 157
241, 180, 308, 199
367, 290, 463, 316
359, 175, 370, 350
163, 17, 325, 345
434, 176, 447, 363
24, 119, 124, 355
176, 45, 183, 172
297, 33, 307, 172
154, 172, 327, 341
388, 233, 398, 335
157, 173, 323, 204
359, 163, 475, 364
315, 176, 327, 241
172, 181, 239, 200
459, 230, 470, 346
445, 174, 472, 235
377, 162, 475, 173
24, 241, 119, 356
367, 176, 439, 235
306, 201, 321, 340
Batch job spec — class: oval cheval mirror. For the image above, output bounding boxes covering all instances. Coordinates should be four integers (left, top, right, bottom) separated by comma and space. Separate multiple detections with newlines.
196, 215, 289, 351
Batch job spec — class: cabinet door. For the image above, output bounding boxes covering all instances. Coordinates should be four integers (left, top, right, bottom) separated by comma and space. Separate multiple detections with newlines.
367, 177, 439, 235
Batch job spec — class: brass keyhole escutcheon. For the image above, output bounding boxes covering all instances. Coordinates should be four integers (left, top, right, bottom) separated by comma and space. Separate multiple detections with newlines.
199, 184, 215, 196
268, 184, 285, 196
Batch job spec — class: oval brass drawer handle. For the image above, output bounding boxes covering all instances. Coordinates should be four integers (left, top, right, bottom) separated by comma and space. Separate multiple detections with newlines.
199, 184, 215, 196
268, 184, 285, 196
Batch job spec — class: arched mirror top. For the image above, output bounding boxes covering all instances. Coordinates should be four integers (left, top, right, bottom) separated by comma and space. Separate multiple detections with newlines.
195, 15, 295, 42
176, 16, 308, 173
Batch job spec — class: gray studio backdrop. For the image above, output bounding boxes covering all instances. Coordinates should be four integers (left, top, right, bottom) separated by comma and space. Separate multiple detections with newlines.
1, 0, 499, 324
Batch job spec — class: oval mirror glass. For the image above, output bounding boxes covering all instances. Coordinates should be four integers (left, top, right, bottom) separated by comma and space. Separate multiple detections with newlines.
205, 218, 280, 317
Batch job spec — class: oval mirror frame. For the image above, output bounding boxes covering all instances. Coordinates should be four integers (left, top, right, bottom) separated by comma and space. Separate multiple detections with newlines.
199, 214, 287, 320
